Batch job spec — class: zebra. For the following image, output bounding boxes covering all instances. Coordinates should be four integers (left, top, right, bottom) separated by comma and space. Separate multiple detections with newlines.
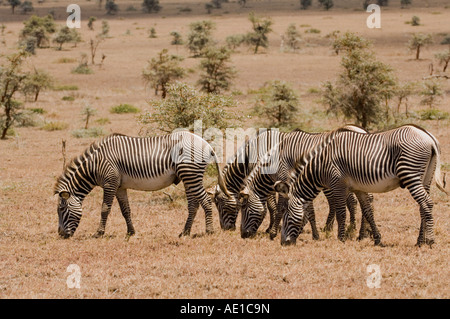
208, 129, 283, 232
238, 125, 370, 240
54, 131, 229, 238
275, 125, 447, 247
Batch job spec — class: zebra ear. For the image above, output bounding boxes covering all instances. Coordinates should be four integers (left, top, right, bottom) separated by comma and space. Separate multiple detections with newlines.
59, 191, 70, 200
274, 181, 289, 198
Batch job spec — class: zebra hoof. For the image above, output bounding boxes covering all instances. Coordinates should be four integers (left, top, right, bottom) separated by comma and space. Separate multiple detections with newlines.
93, 231, 104, 238
179, 230, 190, 238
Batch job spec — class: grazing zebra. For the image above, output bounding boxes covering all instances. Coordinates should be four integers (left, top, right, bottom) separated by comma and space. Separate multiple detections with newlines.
275, 125, 447, 247
239, 125, 370, 240
54, 132, 229, 238
209, 129, 283, 232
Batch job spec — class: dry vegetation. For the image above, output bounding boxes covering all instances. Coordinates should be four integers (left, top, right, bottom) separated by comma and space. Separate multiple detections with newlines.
0, 0, 449, 299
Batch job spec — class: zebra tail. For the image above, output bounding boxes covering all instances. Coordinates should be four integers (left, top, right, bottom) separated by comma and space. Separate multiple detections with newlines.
211, 150, 231, 197
431, 141, 448, 195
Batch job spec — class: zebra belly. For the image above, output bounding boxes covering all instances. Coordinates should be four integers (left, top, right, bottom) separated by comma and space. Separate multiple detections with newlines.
347, 176, 401, 193
120, 170, 177, 191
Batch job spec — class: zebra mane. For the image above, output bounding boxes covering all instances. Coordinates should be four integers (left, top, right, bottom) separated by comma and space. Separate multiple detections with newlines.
53, 133, 124, 194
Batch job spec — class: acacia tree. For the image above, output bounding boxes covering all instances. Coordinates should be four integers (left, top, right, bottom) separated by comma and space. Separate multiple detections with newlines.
142, 0, 161, 13
408, 33, 433, 60
245, 13, 273, 54
253, 81, 299, 128
332, 31, 371, 55
20, 14, 56, 48
322, 48, 397, 129
22, 68, 54, 102
0, 51, 29, 139
197, 46, 236, 94
8, 0, 21, 14
186, 20, 216, 57
138, 82, 237, 133
284, 23, 302, 52
142, 49, 185, 98
435, 50, 450, 72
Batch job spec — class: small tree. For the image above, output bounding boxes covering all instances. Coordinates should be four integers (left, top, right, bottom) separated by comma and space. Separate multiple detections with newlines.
226, 34, 246, 51
8, 0, 21, 14
100, 20, 110, 38
411, 16, 420, 26
300, 0, 312, 10
284, 23, 302, 52
420, 79, 443, 108
253, 81, 299, 128
322, 49, 397, 129
53, 26, 74, 50
81, 105, 97, 129
138, 82, 237, 133
105, 0, 118, 15
142, 0, 161, 13
245, 13, 273, 54
408, 33, 433, 60
20, 0, 34, 14
401, 0, 412, 8
170, 31, 184, 45
142, 49, 185, 99
394, 81, 416, 115
197, 46, 236, 94
22, 68, 54, 102
332, 31, 371, 55
88, 16, 97, 31
435, 50, 450, 72
148, 27, 157, 38
20, 14, 56, 48
186, 20, 216, 57
318, 0, 334, 10
0, 50, 29, 139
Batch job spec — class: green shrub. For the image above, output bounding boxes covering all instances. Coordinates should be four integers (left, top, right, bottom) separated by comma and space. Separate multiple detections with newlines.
95, 117, 111, 125
71, 64, 93, 74
62, 95, 75, 101
305, 28, 321, 34
41, 121, 68, 131
110, 104, 140, 114
28, 107, 46, 114
420, 109, 449, 120
53, 85, 79, 91
71, 127, 105, 138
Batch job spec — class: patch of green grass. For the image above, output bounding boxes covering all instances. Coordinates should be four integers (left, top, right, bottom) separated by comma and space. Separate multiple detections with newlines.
53, 85, 79, 91
420, 109, 449, 120
28, 108, 46, 114
307, 87, 320, 94
95, 117, 111, 125
110, 104, 140, 114
62, 96, 75, 101
305, 28, 321, 34
71, 64, 94, 75
54, 57, 77, 64
41, 121, 68, 131
71, 127, 105, 138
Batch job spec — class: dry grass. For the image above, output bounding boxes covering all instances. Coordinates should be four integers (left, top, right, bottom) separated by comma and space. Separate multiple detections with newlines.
0, 0, 449, 299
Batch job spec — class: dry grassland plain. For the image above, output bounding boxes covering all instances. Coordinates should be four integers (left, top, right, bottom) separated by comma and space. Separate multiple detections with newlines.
0, 0, 449, 299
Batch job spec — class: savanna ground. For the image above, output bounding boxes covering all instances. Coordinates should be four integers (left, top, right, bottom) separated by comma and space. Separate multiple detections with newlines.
0, 0, 449, 299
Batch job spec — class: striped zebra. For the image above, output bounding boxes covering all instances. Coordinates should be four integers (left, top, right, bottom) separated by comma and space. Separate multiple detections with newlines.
275, 125, 447, 247
238, 125, 369, 240
54, 132, 229, 238
208, 129, 283, 232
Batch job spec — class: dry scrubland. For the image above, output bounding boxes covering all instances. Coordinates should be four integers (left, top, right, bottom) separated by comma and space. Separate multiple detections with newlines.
0, 0, 449, 298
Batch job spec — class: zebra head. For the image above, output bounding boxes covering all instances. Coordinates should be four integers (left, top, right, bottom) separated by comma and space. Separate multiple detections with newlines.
274, 181, 305, 246
56, 190, 83, 238
239, 187, 266, 238
208, 185, 239, 231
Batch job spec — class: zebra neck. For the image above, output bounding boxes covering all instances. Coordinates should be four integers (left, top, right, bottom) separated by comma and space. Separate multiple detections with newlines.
58, 155, 99, 200
294, 157, 323, 202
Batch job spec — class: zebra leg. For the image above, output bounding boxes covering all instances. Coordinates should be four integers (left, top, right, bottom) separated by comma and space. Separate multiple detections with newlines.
406, 181, 435, 247
346, 192, 358, 232
94, 183, 118, 238
358, 193, 374, 240
116, 188, 135, 237
323, 188, 335, 232
198, 190, 215, 235
265, 194, 277, 234
269, 196, 287, 240
180, 190, 200, 237
304, 202, 320, 240
354, 191, 382, 246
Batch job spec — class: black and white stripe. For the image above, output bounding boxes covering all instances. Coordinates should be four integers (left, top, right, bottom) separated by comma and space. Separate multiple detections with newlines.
54, 132, 229, 238
277, 125, 447, 247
